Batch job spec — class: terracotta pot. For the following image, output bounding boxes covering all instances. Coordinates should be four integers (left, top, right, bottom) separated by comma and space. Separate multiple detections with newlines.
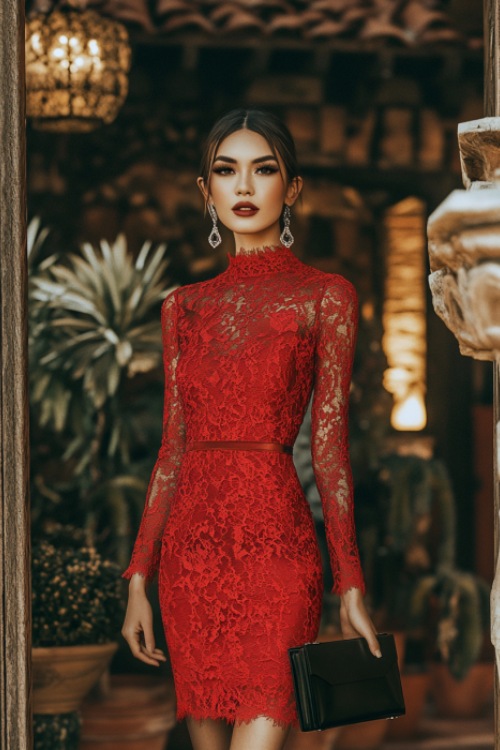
429, 661, 494, 719
79, 674, 176, 750
32, 642, 119, 714
335, 718, 389, 750
386, 669, 430, 740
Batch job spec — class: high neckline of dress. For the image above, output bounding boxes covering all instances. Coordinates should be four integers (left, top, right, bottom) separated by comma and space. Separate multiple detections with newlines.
225, 244, 297, 278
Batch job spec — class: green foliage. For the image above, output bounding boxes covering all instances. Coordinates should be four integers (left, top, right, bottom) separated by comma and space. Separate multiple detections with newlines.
409, 568, 490, 680
28, 224, 173, 564
356, 455, 457, 629
356, 451, 490, 679
29, 233, 171, 427
32, 523, 125, 647
378, 454, 456, 567
27, 215, 52, 270
33, 713, 81, 750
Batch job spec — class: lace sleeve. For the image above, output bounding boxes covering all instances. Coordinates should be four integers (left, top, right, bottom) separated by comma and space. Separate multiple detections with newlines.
311, 276, 366, 596
121, 289, 186, 584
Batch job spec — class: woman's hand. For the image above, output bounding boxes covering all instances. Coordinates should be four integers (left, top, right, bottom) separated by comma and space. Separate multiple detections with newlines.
339, 587, 382, 659
121, 574, 168, 667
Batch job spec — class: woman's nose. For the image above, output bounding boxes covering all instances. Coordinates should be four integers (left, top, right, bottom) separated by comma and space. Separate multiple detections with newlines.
236, 172, 253, 195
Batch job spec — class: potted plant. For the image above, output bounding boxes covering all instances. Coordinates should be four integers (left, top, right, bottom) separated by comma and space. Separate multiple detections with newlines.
28, 224, 178, 747
28, 226, 172, 569
363, 441, 493, 730
409, 566, 493, 719
32, 521, 124, 748
352, 440, 458, 741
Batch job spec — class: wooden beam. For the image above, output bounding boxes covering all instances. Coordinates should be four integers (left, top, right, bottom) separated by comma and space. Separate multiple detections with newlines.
485, 0, 500, 118
484, 2, 500, 747
0, 1, 31, 749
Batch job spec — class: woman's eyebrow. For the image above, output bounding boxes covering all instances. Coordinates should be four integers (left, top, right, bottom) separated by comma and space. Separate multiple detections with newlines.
213, 155, 279, 164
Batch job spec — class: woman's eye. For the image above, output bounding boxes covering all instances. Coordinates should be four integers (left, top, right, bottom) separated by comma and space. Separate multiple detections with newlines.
257, 165, 279, 175
212, 166, 233, 175
212, 165, 278, 176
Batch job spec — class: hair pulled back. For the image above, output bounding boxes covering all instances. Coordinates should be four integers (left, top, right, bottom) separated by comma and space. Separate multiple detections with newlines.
199, 108, 299, 193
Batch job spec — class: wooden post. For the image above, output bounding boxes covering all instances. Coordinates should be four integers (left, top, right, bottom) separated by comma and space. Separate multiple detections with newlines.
485, 1, 500, 746
0, 1, 31, 749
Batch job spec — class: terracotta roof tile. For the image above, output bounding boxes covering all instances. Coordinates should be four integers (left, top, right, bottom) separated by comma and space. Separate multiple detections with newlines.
212, 4, 267, 32
29, 0, 467, 47
163, 0, 463, 45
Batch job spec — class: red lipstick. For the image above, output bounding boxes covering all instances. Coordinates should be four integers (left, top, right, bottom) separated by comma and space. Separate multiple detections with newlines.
232, 202, 259, 217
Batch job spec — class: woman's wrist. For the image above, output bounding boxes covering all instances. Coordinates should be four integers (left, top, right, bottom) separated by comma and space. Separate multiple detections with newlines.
340, 586, 363, 602
129, 572, 148, 593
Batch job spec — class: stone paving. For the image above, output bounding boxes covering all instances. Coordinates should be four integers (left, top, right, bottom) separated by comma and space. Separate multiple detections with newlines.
384, 713, 494, 750
168, 707, 495, 750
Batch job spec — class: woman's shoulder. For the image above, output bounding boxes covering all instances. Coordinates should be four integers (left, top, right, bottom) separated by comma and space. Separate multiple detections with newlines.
308, 268, 358, 307
165, 276, 217, 307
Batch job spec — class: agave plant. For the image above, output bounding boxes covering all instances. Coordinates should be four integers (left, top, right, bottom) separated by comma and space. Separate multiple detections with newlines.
27, 215, 52, 269
29, 232, 176, 564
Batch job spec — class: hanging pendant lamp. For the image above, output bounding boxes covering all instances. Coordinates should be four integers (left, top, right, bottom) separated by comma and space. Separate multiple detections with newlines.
26, 3, 132, 132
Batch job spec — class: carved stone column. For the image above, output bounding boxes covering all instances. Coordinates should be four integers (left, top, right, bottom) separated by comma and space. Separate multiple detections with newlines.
428, 116, 500, 746
0, 1, 31, 749
428, 4, 500, 743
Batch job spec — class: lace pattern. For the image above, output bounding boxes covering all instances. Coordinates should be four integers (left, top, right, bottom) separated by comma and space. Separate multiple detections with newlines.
122, 244, 366, 728
121, 291, 186, 582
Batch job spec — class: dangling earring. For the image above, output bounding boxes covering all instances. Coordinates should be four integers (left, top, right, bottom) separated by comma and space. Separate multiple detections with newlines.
280, 204, 294, 248
207, 203, 222, 249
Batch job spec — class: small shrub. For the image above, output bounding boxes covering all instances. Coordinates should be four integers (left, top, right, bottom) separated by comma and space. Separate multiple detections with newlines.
32, 522, 125, 647
33, 712, 81, 750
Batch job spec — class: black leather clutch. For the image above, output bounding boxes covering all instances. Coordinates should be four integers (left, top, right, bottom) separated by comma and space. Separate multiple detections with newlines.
288, 633, 405, 732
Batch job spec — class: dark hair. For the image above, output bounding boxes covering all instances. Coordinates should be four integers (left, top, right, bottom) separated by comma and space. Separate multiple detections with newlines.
199, 108, 299, 193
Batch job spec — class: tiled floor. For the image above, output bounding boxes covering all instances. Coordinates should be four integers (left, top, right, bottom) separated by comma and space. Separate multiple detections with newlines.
383, 714, 494, 750
167, 706, 495, 749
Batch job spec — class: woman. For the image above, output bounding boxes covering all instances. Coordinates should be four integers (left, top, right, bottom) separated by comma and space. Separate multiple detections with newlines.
121, 108, 380, 750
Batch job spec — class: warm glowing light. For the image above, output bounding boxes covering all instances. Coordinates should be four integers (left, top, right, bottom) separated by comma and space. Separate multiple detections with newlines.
31, 32, 43, 53
25, 9, 131, 132
391, 391, 427, 431
382, 198, 427, 431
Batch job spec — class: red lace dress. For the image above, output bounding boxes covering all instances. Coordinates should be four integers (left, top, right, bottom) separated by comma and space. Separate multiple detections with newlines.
122, 244, 366, 730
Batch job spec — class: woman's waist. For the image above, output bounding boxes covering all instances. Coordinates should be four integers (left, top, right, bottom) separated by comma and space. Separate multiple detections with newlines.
185, 438, 294, 455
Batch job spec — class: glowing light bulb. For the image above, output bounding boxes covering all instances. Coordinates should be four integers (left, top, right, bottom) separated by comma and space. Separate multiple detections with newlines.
31, 33, 43, 53
391, 391, 427, 431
